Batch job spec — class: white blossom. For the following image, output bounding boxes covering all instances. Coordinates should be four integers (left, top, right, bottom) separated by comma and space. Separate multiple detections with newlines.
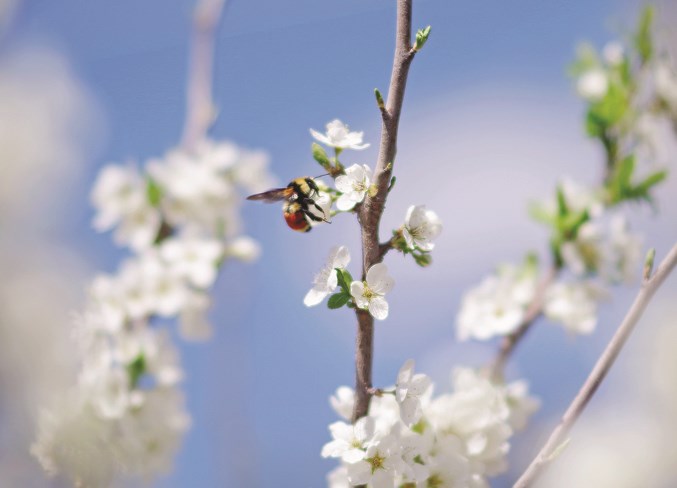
577, 69, 609, 101
223, 235, 261, 262
330, 386, 355, 421
304, 246, 351, 307
335, 164, 373, 211
544, 281, 604, 334
310, 119, 369, 151
147, 144, 238, 233
160, 235, 223, 288
91, 164, 161, 251
321, 417, 375, 463
457, 262, 537, 341
350, 263, 394, 320
402, 204, 442, 251
345, 434, 410, 488
395, 359, 431, 427
602, 42, 624, 66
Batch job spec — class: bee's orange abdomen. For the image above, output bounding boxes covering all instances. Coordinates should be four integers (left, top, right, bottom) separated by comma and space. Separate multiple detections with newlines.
283, 202, 311, 232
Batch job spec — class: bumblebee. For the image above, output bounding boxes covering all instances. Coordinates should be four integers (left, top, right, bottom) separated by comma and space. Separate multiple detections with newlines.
247, 177, 329, 232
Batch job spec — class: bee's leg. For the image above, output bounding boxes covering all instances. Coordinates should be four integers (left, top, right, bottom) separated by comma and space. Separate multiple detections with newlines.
303, 198, 330, 223
302, 207, 329, 223
306, 178, 321, 194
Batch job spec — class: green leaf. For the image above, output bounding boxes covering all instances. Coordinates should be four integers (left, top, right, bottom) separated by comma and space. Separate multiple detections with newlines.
327, 292, 351, 309
588, 82, 629, 129
616, 155, 635, 187
635, 5, 654, 64
528, 201, 555, 225
146, 177, 163, 207
413, 25, 431, 51
556, 185, 569, 219
564, 209, 590, 237
126, 354, 146, 389
635, 170, 667, 194
335, 268, 353, 294
312, 143, 331, 169
585, 110, 606, 138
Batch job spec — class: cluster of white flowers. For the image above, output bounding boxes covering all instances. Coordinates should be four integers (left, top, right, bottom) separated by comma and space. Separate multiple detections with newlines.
323, 361, 539, 487
458, 177, 643, 341
457, 260, 538, 341
303, 121, 442, 321
304, 245, 396, 321
302, 205, 441, 321
32, 139, 274, 485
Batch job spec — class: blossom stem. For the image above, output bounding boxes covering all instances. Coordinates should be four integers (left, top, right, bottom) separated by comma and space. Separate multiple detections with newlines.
181, 0, 227, 150
352, 0, 417, 422
488, 266, 558, 381
513, 242, 677, 488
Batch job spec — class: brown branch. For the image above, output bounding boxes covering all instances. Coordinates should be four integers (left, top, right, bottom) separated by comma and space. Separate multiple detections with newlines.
351, 0, 418, 422
513, 243, 677, 488
181, 0, 227, 150
488, 266, 558, 380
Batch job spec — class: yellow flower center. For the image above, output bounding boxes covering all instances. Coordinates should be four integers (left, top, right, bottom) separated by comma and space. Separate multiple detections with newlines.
367, 453, 386, 474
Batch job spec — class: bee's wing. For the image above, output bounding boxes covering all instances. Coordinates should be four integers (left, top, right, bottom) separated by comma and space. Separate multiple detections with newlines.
246, 187, 293, 203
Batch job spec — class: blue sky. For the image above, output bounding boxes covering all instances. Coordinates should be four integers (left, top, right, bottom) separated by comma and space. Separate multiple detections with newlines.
9, 0, 677, 486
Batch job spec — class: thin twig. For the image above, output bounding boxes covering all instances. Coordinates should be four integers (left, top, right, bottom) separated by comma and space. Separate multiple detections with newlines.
488, 266, 558, 380
181, 0, 227, 150
513, 243, 677, 488
351, 0, 417, 422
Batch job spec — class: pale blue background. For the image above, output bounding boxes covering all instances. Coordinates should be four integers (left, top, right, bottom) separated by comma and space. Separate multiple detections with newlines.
8, 0, 677, 486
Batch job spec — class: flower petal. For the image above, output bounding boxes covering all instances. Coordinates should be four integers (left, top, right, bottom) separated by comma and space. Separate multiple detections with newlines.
303, 287, 328, 307
368, 296, 389, 320
336, 194, 356, 211
399, 396, 422, 426
332, 246, 351, 269
366, 263, 394, 295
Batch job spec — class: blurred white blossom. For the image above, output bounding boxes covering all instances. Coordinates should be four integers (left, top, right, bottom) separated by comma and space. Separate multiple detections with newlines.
544, 281, 604, 334
457, 261, 538, 341
577, 69, 609, 101
602, 42, 624, 66
33, 137, 273, 484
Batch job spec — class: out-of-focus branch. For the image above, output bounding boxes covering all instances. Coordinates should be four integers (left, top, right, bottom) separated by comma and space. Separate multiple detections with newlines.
351, 0, 417, 423
488, 266, 558, 380
181, 0, 227, 150
513, 243, 677, 488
